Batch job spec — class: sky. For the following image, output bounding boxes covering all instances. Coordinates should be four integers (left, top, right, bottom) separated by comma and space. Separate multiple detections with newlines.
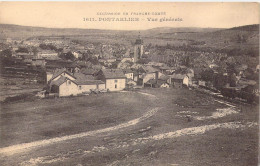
0, 2, 259, 30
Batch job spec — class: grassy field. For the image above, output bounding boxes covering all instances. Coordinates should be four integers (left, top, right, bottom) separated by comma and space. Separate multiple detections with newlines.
0, 77, 42, 102
0, 88, 258, 166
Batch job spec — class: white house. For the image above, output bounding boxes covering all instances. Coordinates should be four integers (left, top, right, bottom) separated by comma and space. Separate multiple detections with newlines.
48, 68, 76, 83
121, 57, 134, 63
72, 51, 82, 59
50, 77, 105, 97
123, 69, 134, 80
98, 69, 126, 91
169, 74, 191, 88
48, 68, 105, 97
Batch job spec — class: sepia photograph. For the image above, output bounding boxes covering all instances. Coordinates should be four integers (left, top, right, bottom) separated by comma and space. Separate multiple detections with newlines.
0, 2, 259, 166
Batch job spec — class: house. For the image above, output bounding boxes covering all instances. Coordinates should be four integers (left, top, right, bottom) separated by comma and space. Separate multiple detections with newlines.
159, 74, 171, 84
169, 74, 189, 88
132, 70, 139, 82
117, 62, 132, 69
130, 63, 143, 70
80, 68, 98, 77
31, 58, 46, 67
159, 66, 171, 74
16, 52, 35, 59
123, 69, 134, 80
209, 63, 219, 69
144, 79, 158, 88
147, 62, 165, 67
256, 64, 260, 73
50, 76, 105, 97
198, 80, 206, 87
72, 51, 83, 59
48, 68, 76, 83
126, 79, 137, 88
121, 57, 134, 63
48, 68, 105, 97
99, 58, 117, 63
143, 78, 169, 88
139, 66, 162, 86
97, 69, 126, 91
37, 50, 59, 60
117, 58, 133, 69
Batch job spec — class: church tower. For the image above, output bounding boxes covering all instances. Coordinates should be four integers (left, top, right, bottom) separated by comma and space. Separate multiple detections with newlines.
134, 33, 143, 63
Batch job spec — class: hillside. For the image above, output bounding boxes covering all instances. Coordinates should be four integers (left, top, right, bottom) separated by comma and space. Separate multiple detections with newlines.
0, 24, 222, 39
0, 24, 259, 54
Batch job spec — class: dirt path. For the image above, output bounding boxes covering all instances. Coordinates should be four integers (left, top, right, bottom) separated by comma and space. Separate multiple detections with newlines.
20, 121, 257, 166
0, 108, 159, 156
138, 92, 157, 99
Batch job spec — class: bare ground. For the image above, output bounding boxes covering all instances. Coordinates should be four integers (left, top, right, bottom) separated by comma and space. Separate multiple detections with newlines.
0, 88, 258, 166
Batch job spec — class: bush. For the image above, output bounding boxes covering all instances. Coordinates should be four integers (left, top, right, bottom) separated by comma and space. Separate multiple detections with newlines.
3, 93, 35, 103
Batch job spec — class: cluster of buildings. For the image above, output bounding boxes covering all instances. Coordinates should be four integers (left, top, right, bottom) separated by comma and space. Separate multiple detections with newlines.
46, 68, 126, 97
2, 36, 259, 100
45, 63, 196, 97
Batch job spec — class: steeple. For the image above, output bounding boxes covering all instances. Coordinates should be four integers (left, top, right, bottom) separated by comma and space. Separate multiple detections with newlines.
135, 32, 143, 45
133, 32, 144, 63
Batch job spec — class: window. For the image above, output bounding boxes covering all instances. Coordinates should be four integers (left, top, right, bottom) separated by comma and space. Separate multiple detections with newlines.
114, 79, 118, 83
79, 85, 82, 90
115, 84, 117, 89
68, 81, 71, 85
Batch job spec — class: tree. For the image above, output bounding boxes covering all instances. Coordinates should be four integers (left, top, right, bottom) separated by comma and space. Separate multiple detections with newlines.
201, 69, 214, 82
182, 56, 190, 67
0, 49, 12, 57
32, 47, 38, 57
0, 49, 15, 67
59, 51, 75, 61
89, 57, 99, 65
214, 74, 228, 90
16, 47, 29, 53
229, 73, 237, 87
39, 44, 57, 51
236, 34, 242, 43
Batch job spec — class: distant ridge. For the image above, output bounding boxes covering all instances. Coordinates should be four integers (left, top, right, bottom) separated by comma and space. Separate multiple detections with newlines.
0, 23, 258, 39
228, 24, 259, 31
0, 24, 258, 53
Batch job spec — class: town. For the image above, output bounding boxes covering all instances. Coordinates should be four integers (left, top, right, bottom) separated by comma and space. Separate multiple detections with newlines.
0, 26, 259, 103
0, 23, 259, 166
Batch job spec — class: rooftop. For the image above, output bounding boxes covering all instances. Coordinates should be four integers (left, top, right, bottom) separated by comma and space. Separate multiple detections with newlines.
50, 68, 75, 81
102, 69, 126, 79
170, 73, 186, 80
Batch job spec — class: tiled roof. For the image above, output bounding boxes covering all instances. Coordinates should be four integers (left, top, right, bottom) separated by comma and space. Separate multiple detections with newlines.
73, 72, 90, 80
80, 68, 97, 75
52, 74, 103, 86
122, 69, 134, 74
75, 79, 104, 85
73, 72, 102, 85
51, 76, 67, 86
145, 79, 167, 85
102, 69, 126, 79
146, 79, 157, 84
50, 68, 75, 81
159, 75, 170, 81
170, 73, 186, 80
159, 66, 171, 70
142, 66, 160, 73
